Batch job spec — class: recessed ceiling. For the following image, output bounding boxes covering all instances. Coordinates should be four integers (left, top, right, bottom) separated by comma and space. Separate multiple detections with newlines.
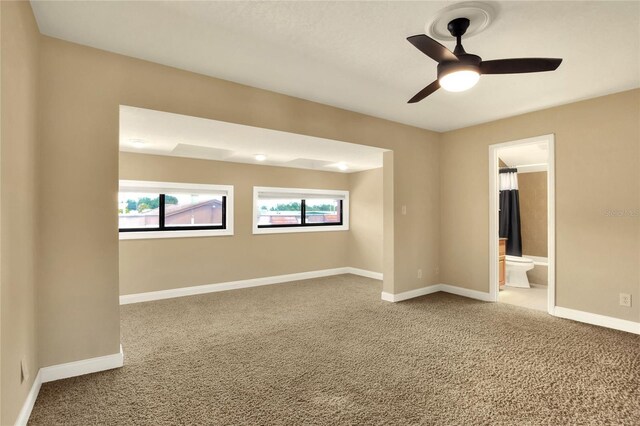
119, 106, 385, 173
32, 1, 640, 132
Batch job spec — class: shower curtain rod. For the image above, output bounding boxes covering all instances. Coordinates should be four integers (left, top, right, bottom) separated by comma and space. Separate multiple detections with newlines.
499, 163, 547, 169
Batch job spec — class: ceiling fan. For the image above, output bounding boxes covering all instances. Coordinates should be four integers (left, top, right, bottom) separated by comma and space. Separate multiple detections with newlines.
407, 17, 562, 103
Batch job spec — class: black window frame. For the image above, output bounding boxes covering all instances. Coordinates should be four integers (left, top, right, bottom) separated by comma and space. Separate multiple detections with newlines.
119, 193, 227, 233
257, 199, 343, 229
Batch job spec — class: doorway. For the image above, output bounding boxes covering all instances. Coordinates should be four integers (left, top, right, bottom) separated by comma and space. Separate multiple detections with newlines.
488, 134, 555, 314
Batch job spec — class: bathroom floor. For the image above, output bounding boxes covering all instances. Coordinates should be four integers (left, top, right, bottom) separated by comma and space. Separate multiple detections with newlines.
499, 283, 547, 312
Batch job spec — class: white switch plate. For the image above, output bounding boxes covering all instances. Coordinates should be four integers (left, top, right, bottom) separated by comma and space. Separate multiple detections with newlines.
401, 205, 407, 215
417, 269, 422, 279
619, 293, 631, 307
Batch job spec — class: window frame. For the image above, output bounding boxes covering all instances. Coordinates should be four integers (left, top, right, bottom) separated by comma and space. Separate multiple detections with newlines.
119, 180, 234, 240
253, 186, 349, 235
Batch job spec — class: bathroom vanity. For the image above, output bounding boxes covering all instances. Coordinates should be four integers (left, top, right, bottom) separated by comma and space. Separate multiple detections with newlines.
499, 238, 507, 289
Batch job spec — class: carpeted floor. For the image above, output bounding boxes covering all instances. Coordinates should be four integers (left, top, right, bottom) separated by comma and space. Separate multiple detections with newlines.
29, 275, 640, 425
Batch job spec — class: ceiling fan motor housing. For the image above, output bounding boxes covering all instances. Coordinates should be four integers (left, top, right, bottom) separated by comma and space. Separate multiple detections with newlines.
437, 53, 482, 79
447, 17, 471, 38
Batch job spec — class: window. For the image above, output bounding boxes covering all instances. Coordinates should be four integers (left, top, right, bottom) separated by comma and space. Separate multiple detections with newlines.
119, 180, 233, 239
253, 187, 349, 234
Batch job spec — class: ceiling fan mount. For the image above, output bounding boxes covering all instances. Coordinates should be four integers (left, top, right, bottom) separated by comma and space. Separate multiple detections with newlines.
406, 17, 562, 103
447, 17, 471, 38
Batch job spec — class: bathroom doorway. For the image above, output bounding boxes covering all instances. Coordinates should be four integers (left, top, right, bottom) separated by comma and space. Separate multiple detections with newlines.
488, 135, 555, 314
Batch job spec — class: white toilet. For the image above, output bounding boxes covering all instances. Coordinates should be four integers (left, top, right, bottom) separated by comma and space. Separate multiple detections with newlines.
505, 255, 535, 288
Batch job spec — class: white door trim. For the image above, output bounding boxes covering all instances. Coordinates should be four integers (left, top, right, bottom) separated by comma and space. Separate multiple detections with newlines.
488, 134, 556, 314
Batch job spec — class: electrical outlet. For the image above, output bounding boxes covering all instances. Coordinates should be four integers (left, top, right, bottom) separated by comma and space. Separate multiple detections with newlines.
619, 293, 631, 307
401, 205, 407, 215
417, 269, 423, 279
20, 359, 29, 383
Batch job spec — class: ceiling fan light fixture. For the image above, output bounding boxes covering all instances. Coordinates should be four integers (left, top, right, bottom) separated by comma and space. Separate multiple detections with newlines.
406, 15, 562, 103
439, 69, 480, 92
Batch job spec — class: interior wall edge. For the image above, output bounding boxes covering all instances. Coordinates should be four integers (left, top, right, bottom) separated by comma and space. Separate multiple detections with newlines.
1, 1, 41, 424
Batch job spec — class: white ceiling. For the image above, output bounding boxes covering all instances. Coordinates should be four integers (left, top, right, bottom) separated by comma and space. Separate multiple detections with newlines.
32, 1, 639, 132
498, 141, 548, 173
120, 106, 385, 173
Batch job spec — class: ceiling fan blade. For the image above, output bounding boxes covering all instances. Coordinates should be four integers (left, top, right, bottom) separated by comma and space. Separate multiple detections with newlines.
408, 80, 440, 103
480, 58, 562, 74
407, 35, 458, 63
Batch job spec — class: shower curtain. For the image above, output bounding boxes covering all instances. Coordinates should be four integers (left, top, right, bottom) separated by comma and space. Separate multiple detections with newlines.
499, 168, 522, 256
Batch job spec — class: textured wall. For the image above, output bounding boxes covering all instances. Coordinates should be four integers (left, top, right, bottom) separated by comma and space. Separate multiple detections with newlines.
0, 1, 40, 424
519, 172, 548, 257
441, 89, 640, 322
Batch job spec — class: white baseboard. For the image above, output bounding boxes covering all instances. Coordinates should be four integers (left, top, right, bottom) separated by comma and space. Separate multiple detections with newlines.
40, 344, 124, 383
380, 284, 639, 335
120, 267, 382, 305
15, 345, 124, 426
438, 284, 494, 302
346, 267, 383, 280
381, 285, 440, 302
554, 306, 640, 335
381, 283, 492, 303
15, 371, 42, 426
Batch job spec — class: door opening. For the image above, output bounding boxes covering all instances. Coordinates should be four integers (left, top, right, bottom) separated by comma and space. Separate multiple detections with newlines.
488, 134, 555, 314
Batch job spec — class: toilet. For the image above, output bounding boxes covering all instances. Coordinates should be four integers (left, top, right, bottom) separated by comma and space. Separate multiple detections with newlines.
505, 255, 535, 288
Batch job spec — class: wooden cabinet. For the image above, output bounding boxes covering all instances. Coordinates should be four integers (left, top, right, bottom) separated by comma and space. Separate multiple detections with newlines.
499, 238, 506, 289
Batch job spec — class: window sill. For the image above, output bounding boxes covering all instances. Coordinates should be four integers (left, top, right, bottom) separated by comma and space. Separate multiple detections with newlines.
119, 229, 233, 240
253, 225, 348, 235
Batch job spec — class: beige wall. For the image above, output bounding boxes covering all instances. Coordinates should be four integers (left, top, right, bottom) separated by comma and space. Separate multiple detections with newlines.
348, 168, 383, 273
119, 153, 353, 295
0, 1, 40, 424
37, 33, 440, 367
441, 89, 640, 322
518, 172, 548, 257
3, 5, 638, 421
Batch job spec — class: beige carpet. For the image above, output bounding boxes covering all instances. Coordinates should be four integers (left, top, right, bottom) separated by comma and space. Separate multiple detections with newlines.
29, 275, 640, 425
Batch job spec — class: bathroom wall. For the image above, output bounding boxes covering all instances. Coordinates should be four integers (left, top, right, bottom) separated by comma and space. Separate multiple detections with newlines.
528, 264, 548, 286
518, 172, 548, 257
